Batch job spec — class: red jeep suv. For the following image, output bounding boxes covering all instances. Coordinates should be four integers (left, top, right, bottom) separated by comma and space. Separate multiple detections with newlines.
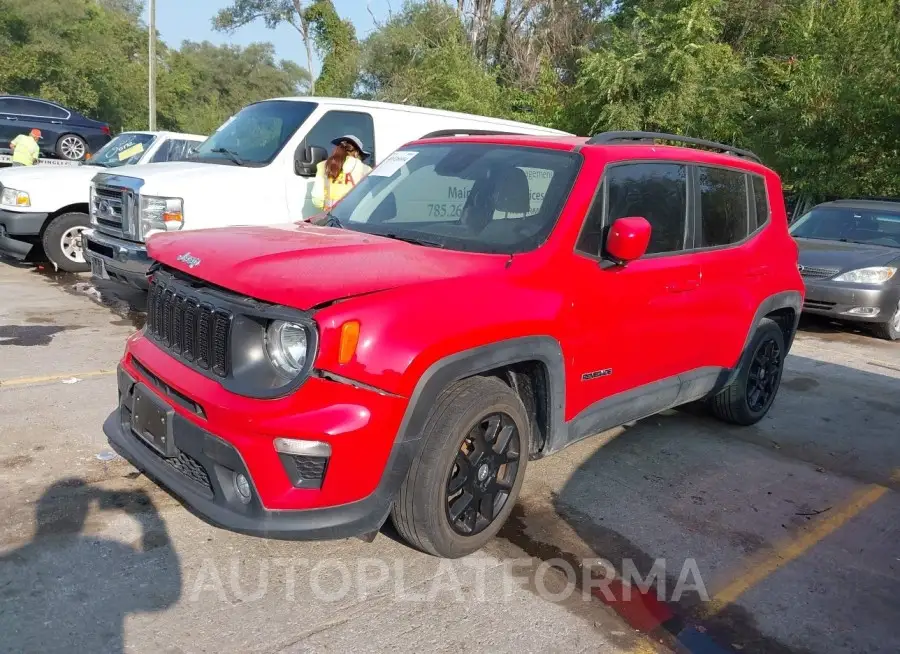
104, 131, 804, 558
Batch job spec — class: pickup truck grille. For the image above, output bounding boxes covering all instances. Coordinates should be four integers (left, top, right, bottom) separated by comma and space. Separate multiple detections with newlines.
146, 276, 232, 378
92, 184, 139, 241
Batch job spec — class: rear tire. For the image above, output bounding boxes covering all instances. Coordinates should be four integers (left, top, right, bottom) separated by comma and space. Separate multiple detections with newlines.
710, 318, 786, 426
871, 302, 900, 341
56, 134, 88, 161
42, 212, 90, 273
391, 376, 529, 558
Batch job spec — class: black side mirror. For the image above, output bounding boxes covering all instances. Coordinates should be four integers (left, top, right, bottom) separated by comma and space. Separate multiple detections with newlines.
295, 145, 328, 177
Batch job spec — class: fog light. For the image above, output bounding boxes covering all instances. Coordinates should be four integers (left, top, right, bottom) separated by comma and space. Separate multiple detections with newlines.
233, 472, 252, 504
842, 306, 880, 316
273, 438, 332, 457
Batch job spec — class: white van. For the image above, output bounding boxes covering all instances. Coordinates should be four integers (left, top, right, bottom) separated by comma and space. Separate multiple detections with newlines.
0, 131, 205, 271
82, 97, 570, 289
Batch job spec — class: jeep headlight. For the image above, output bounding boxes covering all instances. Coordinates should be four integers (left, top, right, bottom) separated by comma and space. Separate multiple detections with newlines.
1, 187, 30, 207
140, 195, 183, 237
833, 266, 897, 284
265, 321, 309, 376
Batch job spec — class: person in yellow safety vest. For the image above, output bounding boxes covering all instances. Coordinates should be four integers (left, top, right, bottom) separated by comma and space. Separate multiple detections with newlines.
311, 135, 372, 211
9, 128, 42, 166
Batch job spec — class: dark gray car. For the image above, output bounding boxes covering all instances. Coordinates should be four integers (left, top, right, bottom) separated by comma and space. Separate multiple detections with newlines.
791, 199, 900, 340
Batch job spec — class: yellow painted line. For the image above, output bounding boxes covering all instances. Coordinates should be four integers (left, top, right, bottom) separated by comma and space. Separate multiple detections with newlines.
627, 640, 664, 654
0, 369, 115, 388
700, 472, 897, 618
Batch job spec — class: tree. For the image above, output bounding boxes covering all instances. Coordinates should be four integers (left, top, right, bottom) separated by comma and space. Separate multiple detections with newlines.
748, 0, 900, 196
305, 0, 360, 96
357, 2, 507, 117
213, 0, 318, 94
563, 0, 750, 141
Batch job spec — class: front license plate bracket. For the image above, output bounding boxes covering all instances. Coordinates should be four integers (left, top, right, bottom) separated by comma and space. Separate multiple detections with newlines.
131, 384, 176, 457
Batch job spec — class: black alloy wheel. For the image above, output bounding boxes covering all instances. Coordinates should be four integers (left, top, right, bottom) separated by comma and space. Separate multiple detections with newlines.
710, 317, 786, 426
445, 412, 520, 536
746, 337, 782, 413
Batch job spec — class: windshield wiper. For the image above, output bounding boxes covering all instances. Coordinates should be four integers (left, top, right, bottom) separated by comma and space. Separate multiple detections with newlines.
210, 147, 244, 166
378, 232, 445, 248
313, 212, 343, 229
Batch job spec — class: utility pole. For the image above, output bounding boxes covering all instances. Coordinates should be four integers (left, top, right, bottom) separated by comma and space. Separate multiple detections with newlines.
148, 0, 157, 130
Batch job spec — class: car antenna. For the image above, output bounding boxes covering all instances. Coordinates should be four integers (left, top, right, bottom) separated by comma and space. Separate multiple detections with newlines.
505, 253, 514, 269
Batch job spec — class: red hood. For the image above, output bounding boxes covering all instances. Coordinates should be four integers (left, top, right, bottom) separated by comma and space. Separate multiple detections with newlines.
147, 224, 506, 310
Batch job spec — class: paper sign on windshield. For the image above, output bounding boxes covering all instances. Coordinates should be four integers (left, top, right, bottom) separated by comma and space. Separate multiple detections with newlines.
117, 143, 145, 161
370, 151, 417, 177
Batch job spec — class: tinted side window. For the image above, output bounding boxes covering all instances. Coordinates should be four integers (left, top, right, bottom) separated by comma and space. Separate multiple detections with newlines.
699, 167, 749, 247
578, 163, 688, 256
18, 100, 67, 118
752, 175, 769, 230
2, 99, 31, 114
303, 111, 376, 164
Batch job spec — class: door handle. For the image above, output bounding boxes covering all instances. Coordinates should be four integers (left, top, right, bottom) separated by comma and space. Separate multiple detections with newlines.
7, 116, 17, 121
666, 278, 700, 293
747, 265, 770, 277
51, 120, 63, 124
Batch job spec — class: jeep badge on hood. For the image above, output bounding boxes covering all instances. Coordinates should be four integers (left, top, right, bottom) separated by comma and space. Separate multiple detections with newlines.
176, 252, 201, 268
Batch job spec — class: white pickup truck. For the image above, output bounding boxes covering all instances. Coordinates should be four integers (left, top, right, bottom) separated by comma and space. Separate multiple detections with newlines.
0, 131, 205, 271
81, 97, 569, 289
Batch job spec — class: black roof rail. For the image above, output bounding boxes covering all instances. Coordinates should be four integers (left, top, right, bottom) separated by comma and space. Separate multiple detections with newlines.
419, 129, 520, 139
586, 131, 761, 164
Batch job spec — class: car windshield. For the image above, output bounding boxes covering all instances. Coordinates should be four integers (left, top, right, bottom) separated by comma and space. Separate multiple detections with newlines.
790, 206, 900, 248
84, 133, 156, 168
191, 100, 317, 167
329, 143, 582, 254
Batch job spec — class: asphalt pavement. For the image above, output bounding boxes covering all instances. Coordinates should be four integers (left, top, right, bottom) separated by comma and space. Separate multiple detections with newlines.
1, 259, 898, 654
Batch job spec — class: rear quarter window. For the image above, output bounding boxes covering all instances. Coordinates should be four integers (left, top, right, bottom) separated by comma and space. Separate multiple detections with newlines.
751, 175, 770, 231
698, 166, 750, 247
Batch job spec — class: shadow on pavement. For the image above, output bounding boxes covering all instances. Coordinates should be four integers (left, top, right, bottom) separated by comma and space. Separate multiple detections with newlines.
501, 355, 900, 654
0, 478, 181, 652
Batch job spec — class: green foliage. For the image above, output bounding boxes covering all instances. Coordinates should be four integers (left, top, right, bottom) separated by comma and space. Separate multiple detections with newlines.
357, 2, 507, 117
749, 0, 900, 196
305, 0, 359, 97
565, 0, 750, 140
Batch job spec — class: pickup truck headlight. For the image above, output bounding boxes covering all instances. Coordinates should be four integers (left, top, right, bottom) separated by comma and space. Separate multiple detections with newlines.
140, 195, 183, 236
1, 187, 30, 207
833, 266, 897, 284
265, 321, 310, 376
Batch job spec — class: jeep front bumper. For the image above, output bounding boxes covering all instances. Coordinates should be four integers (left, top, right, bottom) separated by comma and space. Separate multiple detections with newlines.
106, 340, 413, 540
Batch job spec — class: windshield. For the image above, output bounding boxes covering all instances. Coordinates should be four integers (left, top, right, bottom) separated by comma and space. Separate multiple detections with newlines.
192, 100, 317, 166
85, 133, 156, 168
790, 206, 900, 248
329, 143, 581, 254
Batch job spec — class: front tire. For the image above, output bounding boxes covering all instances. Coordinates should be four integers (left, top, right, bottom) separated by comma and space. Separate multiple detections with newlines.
710, 318, 786, 426
871, 302, 900, 341
42, 212, 90, 273
392, 376, 529, 558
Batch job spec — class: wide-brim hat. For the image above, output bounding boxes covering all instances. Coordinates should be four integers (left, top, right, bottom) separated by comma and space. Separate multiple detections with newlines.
331, 134, 371, 158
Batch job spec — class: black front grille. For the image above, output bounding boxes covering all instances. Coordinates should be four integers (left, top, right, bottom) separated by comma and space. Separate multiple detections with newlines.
164, 450, 214, 498
146, 277, 232, 377
292, 455, 328, 481
799, 265, 840, 280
